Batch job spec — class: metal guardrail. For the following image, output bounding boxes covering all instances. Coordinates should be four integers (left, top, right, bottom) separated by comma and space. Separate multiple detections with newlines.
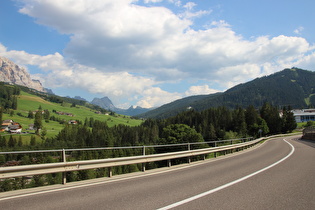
2, 133, 301, 186
0, 137, 260, 184
0, 137, 252, 156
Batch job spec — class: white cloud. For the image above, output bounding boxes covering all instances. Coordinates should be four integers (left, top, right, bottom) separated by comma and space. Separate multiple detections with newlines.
179, 2, 211, 20
185, 85, 220, 96
215, 64, 262, 88
136, 87, 182, 108
292, 51, 315, 70
294, 26, 304, 35
0, 44, 70, 74
183, 2, 196, 10
170, 0, 181, 7
0, 44, 159, 106
144, 0, 164, 3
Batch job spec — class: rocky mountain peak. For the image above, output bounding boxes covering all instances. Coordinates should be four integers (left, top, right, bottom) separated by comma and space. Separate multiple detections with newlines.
91, 96, 116, 110
0, 56, 45, 92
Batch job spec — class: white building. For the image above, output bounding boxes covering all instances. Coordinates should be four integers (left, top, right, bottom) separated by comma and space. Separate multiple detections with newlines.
292, 109, 315, 123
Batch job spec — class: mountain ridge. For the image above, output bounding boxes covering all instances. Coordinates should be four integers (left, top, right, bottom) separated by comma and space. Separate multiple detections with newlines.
137, 68, 315, 119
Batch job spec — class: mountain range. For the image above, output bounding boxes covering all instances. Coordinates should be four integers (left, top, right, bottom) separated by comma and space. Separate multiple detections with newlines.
137, 67, 315, 119
0, 56, 45, 92
90, 97, 152, 116
2, 56, 315, 119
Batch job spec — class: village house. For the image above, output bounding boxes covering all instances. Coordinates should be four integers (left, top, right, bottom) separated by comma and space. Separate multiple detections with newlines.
1, 120, 22, 133
68, 120, 78, 125
9, 123, 22, 134
1, 119, 13, 131
56, 111, 74, 117
32, 110, 45, 115
29, 124, 35, 130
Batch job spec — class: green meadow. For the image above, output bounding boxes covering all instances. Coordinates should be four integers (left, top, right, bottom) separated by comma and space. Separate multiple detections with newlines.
1, 91, 143, 144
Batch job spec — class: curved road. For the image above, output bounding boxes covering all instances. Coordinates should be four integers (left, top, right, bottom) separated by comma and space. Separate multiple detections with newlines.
1, 135, 314, 209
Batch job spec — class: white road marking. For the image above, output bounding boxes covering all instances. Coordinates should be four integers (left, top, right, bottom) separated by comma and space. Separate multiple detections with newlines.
157, 139, 295, 210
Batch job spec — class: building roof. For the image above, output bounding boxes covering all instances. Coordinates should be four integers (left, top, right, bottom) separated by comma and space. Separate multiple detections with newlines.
1, 123, 12, 126
292, 109, 315, 116
9, 124, 22, 130
2, 119, 13, 123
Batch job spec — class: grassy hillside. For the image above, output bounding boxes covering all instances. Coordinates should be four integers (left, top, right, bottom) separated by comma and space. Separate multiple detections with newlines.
1, 90, 143, 143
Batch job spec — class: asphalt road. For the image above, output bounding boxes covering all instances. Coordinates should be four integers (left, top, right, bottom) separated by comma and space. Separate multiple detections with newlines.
1, 135, 314, 209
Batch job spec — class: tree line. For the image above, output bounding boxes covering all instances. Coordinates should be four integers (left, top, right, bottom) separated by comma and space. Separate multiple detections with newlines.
1, 102, 296, 150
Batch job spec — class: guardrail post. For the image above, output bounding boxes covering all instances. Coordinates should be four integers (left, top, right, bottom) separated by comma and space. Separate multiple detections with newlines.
108, 167, 113, 177
62, 149, 67, 185
167, 159, 171, 167
142, 146, 146, 172
187, 143, 191, 164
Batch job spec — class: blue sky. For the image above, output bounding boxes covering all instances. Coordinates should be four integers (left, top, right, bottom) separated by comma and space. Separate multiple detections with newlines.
1, 0, 314, 108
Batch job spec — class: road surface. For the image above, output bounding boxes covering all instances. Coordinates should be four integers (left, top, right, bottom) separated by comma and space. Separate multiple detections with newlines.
0, 135, 314, 209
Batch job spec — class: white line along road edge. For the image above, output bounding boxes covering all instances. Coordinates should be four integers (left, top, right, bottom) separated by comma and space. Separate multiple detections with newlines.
158, 139, 295, 210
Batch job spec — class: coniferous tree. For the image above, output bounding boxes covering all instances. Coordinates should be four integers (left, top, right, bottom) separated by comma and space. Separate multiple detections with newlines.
41, 127, 47, 140
43, 110, 50, 120
208, 123, 217, 140
260, 102, 281, 134
89, 117, 95, 127
0, 136, 7, 148
34, 111, 43, 135
30, 136, 36, 147
28, 110, 34, 119
232, 107, 247, 137
258, 117, 269, 137
18, 136, 23, 147
8, 135, 16, 148
281, 106, 297, 133
245, 105, 259, 136
12, 96, 17, 110
84, 117, 89, 126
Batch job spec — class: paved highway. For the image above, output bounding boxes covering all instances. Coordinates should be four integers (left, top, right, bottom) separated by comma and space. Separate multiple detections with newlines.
1, 135, 314, 209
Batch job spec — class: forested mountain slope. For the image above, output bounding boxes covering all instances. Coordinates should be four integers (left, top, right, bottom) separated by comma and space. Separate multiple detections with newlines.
139, 68, 315, 119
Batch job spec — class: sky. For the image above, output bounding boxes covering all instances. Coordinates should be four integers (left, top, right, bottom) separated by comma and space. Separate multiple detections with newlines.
0, 0, 314, 109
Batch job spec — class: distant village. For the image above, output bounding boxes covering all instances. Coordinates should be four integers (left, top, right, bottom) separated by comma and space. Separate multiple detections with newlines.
1, 115, 79, 134
0, 108, 113, 135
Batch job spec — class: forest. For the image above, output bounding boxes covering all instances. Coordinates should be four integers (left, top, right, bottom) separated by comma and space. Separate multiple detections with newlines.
0, 82, 297, 191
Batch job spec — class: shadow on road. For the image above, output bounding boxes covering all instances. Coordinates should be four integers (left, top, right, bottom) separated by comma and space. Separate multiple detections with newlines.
297, 138, 315, 148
